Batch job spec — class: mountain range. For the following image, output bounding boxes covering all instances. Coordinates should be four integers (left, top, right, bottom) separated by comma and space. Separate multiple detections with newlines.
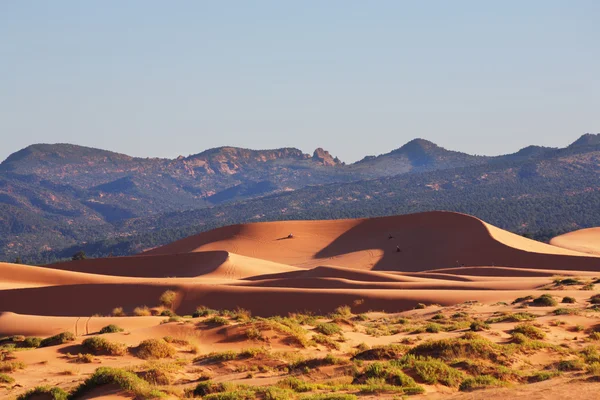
1, 133, 598, 263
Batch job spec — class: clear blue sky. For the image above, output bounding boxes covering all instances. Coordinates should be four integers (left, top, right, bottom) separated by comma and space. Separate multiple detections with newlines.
1, 1, 598, 163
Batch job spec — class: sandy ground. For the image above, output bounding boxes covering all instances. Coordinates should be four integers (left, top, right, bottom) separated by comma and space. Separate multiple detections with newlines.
2, 211, 600, 399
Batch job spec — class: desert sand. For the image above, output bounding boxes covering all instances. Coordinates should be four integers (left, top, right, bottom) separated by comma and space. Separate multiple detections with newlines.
551, 228, 600, 256
2, 211, 600, 399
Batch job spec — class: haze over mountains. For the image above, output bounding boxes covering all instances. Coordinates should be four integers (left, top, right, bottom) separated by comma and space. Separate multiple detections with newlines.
0, 133, 598, 263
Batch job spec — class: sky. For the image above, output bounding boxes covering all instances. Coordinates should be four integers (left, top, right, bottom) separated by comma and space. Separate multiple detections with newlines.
1, 1, 598, 163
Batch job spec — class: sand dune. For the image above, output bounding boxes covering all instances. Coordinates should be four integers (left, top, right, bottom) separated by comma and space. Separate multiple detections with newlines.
1, 212, 599, 321
144, 211, 600, 272
47, 251, 300, 279
550, 227, 600, 256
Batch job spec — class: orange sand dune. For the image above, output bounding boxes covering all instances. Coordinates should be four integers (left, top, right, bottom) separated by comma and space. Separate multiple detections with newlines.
550, 227, 600, 256
0, 280, 589, 319
144, 211, 600, 272
47, 251, 300, 279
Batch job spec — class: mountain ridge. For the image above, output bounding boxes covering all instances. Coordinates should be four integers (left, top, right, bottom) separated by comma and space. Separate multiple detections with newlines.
0, 133, 598, 262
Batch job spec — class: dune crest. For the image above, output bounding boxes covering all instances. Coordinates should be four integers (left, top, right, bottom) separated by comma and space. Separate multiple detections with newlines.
550, 227, 600, 256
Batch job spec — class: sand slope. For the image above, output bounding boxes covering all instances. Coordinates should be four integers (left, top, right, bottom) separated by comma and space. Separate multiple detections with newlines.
550, 227, 600, 256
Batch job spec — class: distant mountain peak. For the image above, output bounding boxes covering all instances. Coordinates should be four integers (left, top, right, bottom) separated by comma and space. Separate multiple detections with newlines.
569, 133, 600, 148
312, 148, 342, 166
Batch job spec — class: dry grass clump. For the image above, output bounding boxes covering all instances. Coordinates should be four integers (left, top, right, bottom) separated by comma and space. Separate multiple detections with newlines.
40, 332, 75, 347
159, 290, 177, 308
353, 361, 425, 394
393, 355, 463, 387
0, 373, 15, 385
532, 294, 558, 307
312, 334, 341, 350
562, 296, 576, 304
204, 316, 230, 326
315, 322, 342, 336
133, 306, 152, 316
459, 375, 505, 392
353, 344, 407, 360
136, 339, 176, 360
512, 323, 546, 340
486, 312, 537, 324
16, 386, 69, 400
193, 306, 217, 318
111, 307, 126, 317
99, 324, 124, 334
252, 317, 311, 347
70, 367, 165, 399
470, 321, 490, 332
82, 337, 127, 356
408, 333, 502, 363
0, 360, 25, 373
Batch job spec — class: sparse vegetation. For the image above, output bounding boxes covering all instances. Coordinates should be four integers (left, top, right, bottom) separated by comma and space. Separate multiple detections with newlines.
111, 307, 126, 316
17, 386, 69, 400
136, 339, 176, 360
205, 316, 230, 326
99, 324, 124, 334
562, 296, 576, 304
159, 290, 177, 308
40, 332, 75, 347
70, 367, 165, 399
512, 323, 546, 340
133, 306, 152, 316
459, 375, 505, 391
82, 337, 127, 356
532, 294, 557, 307
315, 322, 342, 336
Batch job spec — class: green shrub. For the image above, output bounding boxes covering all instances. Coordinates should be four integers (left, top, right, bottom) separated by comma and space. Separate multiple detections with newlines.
160, 309, 175, 317
20, 337, 42, 348
459, 375, 504, 391
408, 333, 500, 362
71, 367, 165, 398
557, 359, 585, 371
512, 295, 534, 304
82, 337, 127, 356
486, 312, 537, 324
555, 278, 581, 286
193, 306, 216, 318
400, 356, 463, 387
590, 294, 600, 304
136, 339, 176, 360
40, 332, 75, 347
205, 316, 230, 326
312, 334, 340, 350
532, 294, 557, 307
512, 323, 545, 340
353, 344, 407, 360
470, 321, 490, 332
0, 373, 15, 384
414, 303, 427, 309
315, 323, 342, 336
99, 324, 124, 334
528, 370, 559, 382
562, 297, 576, 304
554, 308, 579, 315
190, 380, 226, 396
425, 323, 442, 333
16, 386, 69, 400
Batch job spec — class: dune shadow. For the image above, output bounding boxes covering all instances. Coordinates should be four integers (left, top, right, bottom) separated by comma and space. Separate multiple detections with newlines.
314, 211, 600, 273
